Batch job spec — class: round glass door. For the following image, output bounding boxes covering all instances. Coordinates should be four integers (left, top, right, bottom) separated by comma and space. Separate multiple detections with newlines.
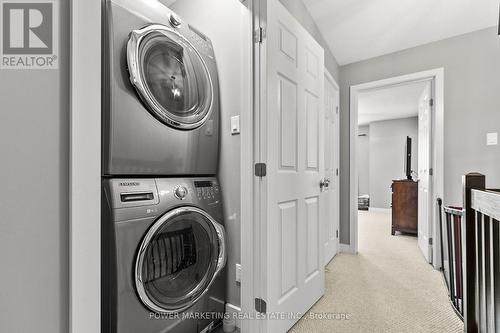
135, 207, 226, 313
127, 24, 213, 130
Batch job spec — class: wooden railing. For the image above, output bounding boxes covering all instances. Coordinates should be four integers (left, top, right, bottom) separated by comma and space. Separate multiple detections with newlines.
462, 173, 500, 332
439, 201, 465, 318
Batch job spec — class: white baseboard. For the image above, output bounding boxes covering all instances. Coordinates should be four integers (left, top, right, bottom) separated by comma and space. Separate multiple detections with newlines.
225, 303, 242, 329
368, 207, 391, 213
339, 243, 355, 254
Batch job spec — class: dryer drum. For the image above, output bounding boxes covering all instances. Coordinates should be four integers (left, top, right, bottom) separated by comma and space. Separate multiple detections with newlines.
142, 226, 197, 283
127, 24, 214, 130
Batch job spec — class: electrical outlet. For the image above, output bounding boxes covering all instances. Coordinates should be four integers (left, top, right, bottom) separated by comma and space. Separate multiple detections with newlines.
235, 263, 242, 283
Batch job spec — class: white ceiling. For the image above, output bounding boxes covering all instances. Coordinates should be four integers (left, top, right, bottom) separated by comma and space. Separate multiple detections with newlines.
302, 0, 500, 65
358, 81, 428, 126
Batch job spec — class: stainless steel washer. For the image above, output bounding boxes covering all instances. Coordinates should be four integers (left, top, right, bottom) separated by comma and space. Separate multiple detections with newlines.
103, 0, 220, 176
102, 177, 226, 333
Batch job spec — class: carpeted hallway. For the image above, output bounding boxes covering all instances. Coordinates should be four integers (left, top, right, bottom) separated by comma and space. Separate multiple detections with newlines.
289, 210, 463, 333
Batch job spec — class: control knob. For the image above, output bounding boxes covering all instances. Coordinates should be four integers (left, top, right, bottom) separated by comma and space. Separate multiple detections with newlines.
174, 185, 188, 200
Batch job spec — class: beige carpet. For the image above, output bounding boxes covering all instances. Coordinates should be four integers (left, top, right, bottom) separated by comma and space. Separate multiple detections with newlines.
289, 210, 463, 333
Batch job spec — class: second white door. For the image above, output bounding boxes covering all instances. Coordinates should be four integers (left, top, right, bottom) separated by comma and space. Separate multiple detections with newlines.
418, 81, 433, 263
323, 72, 339, 265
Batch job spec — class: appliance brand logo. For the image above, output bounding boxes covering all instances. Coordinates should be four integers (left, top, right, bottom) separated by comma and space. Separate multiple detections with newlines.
119, 182, 140, 187
1, 0, 58, 69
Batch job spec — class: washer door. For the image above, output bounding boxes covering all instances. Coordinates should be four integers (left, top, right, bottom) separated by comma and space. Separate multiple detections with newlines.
135, 207, 226, 313
127, 24, 214, 130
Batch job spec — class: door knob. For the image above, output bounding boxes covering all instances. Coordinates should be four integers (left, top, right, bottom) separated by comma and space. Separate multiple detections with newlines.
320, 178, 330, 191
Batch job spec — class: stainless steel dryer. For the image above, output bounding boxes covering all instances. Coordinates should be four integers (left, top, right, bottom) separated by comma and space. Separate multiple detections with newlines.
102, 177, 226, 333
103, 0, 220, 176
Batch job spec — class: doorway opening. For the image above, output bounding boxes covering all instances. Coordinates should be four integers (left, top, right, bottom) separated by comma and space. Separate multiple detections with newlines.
350, 69, 444, 268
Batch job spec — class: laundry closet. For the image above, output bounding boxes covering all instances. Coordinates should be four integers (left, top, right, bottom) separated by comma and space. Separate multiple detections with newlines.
100, 0, 250, 332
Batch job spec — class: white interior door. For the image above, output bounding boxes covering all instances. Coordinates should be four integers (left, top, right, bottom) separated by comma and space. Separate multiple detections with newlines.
323, 72, 339, 265
418, 82, 433, 263
258, 0, 325, 332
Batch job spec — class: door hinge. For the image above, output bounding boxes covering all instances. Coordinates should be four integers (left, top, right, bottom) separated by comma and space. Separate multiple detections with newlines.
429, 98, 434, 107
336, 168, 339, 176
336, 230, 339, 238
429, 237, 433, 245
336, 106, 339, 114
429, 168, 434, 176
255, 298, 267, 314
254, 27, 266, 43
255, 163, 267, 177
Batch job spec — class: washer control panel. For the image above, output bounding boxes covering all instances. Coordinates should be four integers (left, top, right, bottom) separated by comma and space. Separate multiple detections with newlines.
194, 180, 220, 201
107, 179, 159, 209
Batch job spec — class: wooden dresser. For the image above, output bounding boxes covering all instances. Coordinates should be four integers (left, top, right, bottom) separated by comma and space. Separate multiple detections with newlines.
391, 180, 418, 235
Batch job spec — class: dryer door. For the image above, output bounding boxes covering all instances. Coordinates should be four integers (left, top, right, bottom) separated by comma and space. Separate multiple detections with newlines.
127, 24, 214, 130
135, 206, 226, 314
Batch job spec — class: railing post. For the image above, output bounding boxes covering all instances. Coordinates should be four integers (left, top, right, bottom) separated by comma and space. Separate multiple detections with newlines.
462, 173, 486, 332
438, 198, 445, 272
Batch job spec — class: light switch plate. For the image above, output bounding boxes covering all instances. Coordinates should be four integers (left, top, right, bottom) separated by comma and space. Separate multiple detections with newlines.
231, 115, 240, 135
487, 132, 498, 146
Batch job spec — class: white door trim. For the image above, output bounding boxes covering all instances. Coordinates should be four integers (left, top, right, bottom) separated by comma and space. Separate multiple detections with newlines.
69, 0, 101, 332
240, 0, 259, 332
349, 68, 444, 268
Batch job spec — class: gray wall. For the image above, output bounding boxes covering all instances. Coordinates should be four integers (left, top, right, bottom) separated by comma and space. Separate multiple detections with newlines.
171, 0, 250, 308
357, 125, 370, 196
339, 27, 500, 244
279, 0, 340, 81
0, 0, 69, 332
369, 117, 418, 209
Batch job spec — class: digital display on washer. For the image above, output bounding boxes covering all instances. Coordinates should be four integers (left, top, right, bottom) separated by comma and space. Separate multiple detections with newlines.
194, 181, 213, 188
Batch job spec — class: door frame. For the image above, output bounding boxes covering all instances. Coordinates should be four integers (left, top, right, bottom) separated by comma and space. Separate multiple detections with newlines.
69, 0, 101, 332
240, 0, 265, 331
240, 0, 259, 332
349, 68, 444, 269
324, 69, 340, 263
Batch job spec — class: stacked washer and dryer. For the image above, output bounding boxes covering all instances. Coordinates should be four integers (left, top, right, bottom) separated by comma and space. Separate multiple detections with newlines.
101, 1, 226, 332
